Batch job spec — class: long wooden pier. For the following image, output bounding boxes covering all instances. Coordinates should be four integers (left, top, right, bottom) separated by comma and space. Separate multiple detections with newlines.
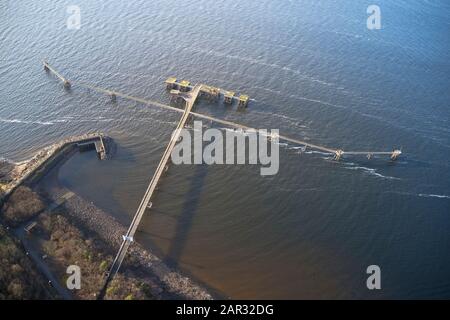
76, 81, 401, 160
98, 85, 203, 298
42, 62, 403, 298
43, 61, 401, 160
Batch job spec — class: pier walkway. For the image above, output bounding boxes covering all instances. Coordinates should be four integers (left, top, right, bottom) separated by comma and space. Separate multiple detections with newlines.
42, 61, 400, 160
77, 81, 400, 160
98, 85, 202, 297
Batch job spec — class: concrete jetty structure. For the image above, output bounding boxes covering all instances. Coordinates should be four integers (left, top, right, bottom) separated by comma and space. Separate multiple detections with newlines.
0, 133, 109, 204
77, 135, 107, 160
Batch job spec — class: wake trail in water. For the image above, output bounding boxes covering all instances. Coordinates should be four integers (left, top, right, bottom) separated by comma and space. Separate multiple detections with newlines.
386, 191, 450, 200
342, 162, 401, 180
344, 166, 400, 180
0, 117, 63, 126
418, 193, 450, 199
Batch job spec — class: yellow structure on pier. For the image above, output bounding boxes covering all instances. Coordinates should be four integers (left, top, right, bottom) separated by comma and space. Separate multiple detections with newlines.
238, 94, 249, 108
224, 91, 235, 104
165, 77, 177, 89
179, 80, 191, 92
163, 77, 249, 107
200, 85, 220, 100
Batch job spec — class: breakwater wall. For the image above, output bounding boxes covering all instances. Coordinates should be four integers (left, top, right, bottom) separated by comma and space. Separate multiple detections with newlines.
0, 133, 109, 205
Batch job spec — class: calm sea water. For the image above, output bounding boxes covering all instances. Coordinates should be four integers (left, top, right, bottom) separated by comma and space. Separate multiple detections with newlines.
1, 0, 449, 299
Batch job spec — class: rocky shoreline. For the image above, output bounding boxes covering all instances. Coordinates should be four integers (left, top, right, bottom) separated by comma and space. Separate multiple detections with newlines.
53, 189, 212, 300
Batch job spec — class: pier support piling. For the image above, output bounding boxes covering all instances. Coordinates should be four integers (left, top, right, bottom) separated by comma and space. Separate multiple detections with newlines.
334, 150, 344, 161
390, 150, 402, 160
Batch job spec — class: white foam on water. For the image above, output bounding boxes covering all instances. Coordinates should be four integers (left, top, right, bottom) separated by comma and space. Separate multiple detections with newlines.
0, 117, 56, 125
0, 157, 14, 163
385, 191, 450, 200
0, 117, 72, 125
344, 165, 401, 180
418, 193, 450, 199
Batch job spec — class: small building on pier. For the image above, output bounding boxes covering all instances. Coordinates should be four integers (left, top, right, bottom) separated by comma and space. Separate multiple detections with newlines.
238, 94, 249, 107
165, 77, 177, 90
179, 80, 191, 92
200, 85, 220, 101
224, 91, 235, 104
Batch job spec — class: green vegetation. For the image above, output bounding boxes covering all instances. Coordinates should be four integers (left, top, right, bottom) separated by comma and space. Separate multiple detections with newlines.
105, 276, 150, 300
38, 212, 152, 300
0, 225, 50, 299
1, 185, 155, 300
38, 212, 108, 299
99, 260, 109, 272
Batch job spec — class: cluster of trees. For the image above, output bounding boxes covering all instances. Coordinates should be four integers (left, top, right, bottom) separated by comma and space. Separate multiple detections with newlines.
1, 185, 153, 300
39, 212, 152, 300
0, 226, 50, 299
